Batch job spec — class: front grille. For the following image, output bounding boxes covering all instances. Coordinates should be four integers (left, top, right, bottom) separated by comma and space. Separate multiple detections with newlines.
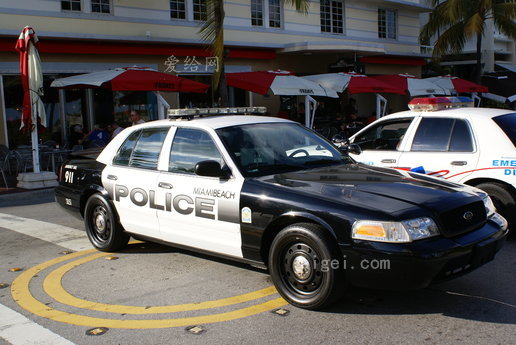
438, 201, 486, 238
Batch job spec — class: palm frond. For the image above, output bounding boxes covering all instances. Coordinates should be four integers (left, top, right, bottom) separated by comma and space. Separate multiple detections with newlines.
283, 0, 310, 13
433, 21, 467, 57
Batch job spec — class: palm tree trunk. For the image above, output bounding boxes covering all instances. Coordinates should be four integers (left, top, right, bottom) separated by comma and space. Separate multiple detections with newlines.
214, 0, 228, 106
475, 32, 482, 84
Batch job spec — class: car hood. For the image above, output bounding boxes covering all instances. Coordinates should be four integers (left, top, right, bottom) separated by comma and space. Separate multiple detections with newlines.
253, 163, 477, 215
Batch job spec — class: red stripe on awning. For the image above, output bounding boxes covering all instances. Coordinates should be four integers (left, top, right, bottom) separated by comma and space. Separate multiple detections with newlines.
0, 38, 275, 60
360, 56, 426, 66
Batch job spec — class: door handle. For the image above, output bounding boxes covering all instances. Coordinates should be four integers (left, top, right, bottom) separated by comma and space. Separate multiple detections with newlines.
158, 182, 173, 189
107, 174, 118, 181
451, 161, 467, 166
381, 159, 396, 164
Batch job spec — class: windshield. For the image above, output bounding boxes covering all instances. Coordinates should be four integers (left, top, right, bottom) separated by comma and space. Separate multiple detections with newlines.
493, 113, 516, 148
216, 122, 353, 177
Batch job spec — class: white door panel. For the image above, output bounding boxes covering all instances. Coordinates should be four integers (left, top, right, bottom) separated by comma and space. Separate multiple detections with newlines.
102, 166, 161, 238
397, 152, 479, 181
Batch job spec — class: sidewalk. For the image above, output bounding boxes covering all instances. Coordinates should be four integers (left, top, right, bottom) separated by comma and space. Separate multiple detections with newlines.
0, 186, 55, 207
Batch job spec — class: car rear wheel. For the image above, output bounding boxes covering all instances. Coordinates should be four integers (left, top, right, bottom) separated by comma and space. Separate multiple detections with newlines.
269, 223, 346, 310
84, 194, 129, 251
476, 182, 516, 232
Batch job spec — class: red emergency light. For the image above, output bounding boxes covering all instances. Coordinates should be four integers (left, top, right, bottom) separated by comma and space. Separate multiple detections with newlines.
408, 96, 474, 111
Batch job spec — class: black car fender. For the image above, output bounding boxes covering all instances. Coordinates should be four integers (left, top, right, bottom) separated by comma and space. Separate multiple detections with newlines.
258, 210, 341, 264
79, 184, 113, 218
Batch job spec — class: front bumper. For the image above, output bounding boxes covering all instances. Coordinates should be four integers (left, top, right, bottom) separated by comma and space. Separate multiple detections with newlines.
340, 214, 508, 290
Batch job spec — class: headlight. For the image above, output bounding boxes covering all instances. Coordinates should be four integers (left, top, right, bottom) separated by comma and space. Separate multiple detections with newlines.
352, 217, 439, 243
482, 195, 496, 217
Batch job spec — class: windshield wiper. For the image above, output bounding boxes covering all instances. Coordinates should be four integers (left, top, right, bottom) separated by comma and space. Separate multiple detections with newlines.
246, 163, 302, 172
303, 159, 341, 166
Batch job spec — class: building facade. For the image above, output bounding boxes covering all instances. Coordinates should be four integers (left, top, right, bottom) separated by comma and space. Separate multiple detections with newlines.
0, 0, 430, 148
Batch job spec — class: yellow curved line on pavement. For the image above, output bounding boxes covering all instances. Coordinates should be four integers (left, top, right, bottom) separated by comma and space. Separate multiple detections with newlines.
43, 252, 278, 314
11, 249, 288, 329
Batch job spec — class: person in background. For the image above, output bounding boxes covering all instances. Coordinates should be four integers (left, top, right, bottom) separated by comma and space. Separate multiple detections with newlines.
130, 111, 145, 126
343, 98, 358, 122
84, 124, 110, 147
111, 121, 123, 138
68, 124, 84, 147
293, 102, 305, 123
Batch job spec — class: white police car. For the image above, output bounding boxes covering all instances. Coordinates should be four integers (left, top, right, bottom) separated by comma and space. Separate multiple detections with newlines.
349, 97, 516, 231
56, 107, 508, 310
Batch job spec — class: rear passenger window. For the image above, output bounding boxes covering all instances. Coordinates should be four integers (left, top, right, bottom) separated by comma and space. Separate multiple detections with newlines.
449, 119, 474, 152
129, 128, 169, 169
113, 130, 140, 166
411, 118, 473, 152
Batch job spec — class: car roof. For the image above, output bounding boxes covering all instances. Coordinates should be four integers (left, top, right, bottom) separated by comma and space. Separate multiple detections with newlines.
382, 107, 514, 120
133, 115, 291, 131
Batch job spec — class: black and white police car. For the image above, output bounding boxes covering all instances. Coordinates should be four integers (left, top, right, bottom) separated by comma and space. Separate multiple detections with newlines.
56, 107, 508, 310
349, 97, 516, 231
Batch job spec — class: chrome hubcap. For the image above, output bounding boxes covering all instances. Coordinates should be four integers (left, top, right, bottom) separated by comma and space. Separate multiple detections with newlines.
95, 214, 106, 232
292, 255, 311, 280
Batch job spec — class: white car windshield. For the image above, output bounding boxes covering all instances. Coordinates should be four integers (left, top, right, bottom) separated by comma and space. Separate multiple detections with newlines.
216, 122, 353, 177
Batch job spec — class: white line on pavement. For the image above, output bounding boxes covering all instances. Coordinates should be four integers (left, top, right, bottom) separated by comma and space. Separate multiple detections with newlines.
0, 212, 90, 345
0, 304, 75, 345
0, 212, 90, 252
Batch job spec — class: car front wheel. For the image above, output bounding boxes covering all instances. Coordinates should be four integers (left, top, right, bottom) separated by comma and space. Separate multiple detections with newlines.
269, 223, 346, 310
476, 182, 516, 233
84, 194, 129, 251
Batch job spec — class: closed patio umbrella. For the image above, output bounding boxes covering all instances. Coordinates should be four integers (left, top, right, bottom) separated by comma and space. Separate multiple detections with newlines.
15, 26, 45, 173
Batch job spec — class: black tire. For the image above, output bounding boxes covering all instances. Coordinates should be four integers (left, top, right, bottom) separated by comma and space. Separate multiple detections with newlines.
476, 182, 516, 232
269, 223, 346, 310
84, 194, 129, 252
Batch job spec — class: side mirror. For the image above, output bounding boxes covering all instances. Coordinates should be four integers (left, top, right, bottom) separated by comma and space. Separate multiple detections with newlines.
331, 134, 362, 155
331, 134, 349, 147
195, 160, 231, 179
346, 144, 362, 155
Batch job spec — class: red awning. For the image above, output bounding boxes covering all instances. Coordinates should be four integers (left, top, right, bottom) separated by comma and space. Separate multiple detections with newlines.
360, 56, 426, 66
0, 38, 275, 59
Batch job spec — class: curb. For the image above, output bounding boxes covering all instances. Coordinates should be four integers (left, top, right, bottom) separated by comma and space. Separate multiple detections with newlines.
0, 188, 55, 207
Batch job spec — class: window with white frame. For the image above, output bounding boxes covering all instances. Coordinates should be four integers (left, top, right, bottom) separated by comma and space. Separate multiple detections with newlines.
170, 0, 187, 19
193, 0, 207, 21
268, 0, 281, 28
61, 0, 81, 11
320, 0, 344, 34
378, 8, 397, 39
251, 0, 282, 28
91, 0, 110, 14
251, 0, 264, 26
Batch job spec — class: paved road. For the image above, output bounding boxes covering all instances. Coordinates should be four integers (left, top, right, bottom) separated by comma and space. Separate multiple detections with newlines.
0, 190, 515, 345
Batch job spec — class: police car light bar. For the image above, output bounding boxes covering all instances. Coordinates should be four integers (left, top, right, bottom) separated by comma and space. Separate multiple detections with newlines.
168, 106, 267, 119
408, 97, 474, 111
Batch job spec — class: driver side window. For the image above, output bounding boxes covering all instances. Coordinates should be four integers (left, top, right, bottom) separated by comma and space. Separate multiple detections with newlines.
353, 119, 412, 151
